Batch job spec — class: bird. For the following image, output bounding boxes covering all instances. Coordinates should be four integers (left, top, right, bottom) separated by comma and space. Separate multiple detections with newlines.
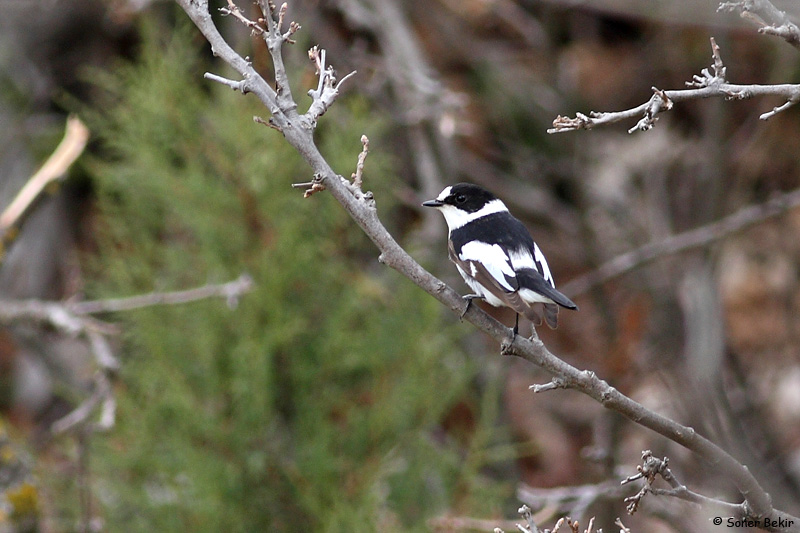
422, 183, 577, 333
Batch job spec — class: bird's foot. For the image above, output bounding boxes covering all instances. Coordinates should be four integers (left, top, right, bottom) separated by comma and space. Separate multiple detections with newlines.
460, 294, 482, 320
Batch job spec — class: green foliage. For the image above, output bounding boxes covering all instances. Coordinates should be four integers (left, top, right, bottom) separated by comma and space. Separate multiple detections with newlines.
73, 20, 509, 532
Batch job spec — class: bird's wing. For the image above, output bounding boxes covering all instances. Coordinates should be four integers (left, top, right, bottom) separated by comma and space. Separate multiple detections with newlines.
449, 240, 544, 322
457, 241, 517, 291
516, 269, 578, 310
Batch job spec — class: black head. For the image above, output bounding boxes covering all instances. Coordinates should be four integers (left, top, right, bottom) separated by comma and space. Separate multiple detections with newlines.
422, 183, 498, 213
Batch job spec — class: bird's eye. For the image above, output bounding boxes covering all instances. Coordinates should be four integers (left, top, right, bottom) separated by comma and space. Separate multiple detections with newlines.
455, 194, 466, 204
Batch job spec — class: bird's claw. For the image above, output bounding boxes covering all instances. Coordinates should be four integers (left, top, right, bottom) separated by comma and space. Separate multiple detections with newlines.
460, 294, 482, 320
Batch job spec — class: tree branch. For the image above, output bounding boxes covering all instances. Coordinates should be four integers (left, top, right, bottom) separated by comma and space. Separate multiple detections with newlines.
69, 273, 254, 314
621, 451, 745, 517
0, 274, 254, 434
174, 2, 800, 530
0, 115, 89, 251
549, 38, 800, 134
517, 479, 632, 523
51, 371, 115, 435
719, 0, 800, 49
560, 186, 800, 298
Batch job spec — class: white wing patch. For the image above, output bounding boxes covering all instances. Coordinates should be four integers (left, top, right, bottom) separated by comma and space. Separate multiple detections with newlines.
507, 248, 536, 271
455, 263, 505, 306
533, 243, 555, 287
518, 287, 556, 305
459, 241, 515, 292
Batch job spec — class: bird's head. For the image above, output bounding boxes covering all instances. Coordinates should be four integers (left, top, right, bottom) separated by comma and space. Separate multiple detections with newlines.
422, 183, 506, 230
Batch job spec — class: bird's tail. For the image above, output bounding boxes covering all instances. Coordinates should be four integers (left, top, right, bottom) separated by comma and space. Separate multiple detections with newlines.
543, 303, 559, 329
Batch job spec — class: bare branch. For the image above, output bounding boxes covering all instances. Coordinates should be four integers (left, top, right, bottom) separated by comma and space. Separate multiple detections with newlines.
87, 329, 120, 371
0, 115, 89, 245
627, 87, 673, 133
175, 0, 287, 126
204, 72, 249, 93
306, 46, 357, 124
549, 38, 800, 134
518, 480, 631, 523
220, 0, 266, 36
560, 186, 800, 298
529, 377, 568, 393
719, 0, 800, 49
0, 274, 254, 435
622, 451, 745, 517
51, 372, 114, 434
255, 0, 298, 108
69, 273, 254, 315
292, 173, 326, 198
351, 135, 369, 189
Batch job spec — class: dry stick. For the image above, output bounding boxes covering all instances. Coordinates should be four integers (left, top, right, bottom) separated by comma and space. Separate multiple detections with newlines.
0, 115, 89, 232
351, 135, 369, 189
0, 274, 255, 435
70, 273, 254, 315
0, 275, 254, 331
548, 37, 800, 133
51, 372, 112, 434
175, 1, 800, 530
719, 0, 800, 49
548, 80, 800, 133
560, 187, 800, 298
621, 450, 744, 516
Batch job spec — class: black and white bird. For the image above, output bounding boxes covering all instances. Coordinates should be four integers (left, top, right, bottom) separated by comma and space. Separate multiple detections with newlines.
422, 183, 577, 332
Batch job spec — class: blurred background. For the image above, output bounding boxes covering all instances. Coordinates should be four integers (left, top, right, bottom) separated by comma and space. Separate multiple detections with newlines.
1, 0, 800, 531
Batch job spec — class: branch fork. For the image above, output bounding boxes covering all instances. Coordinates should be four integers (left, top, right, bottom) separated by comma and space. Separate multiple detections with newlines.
306, 46, 357, 124
292, 135, 373, 202
620, 450, 748, 517
628, 87, 673, 133
210, 1, 355, 132
719, 0, 800, 49
549, 32, 800, 133
686, 37, 727, 89
621, 451, 674, 514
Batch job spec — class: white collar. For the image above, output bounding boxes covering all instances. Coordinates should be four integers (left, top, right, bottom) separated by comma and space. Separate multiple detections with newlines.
439, 199, 508, 231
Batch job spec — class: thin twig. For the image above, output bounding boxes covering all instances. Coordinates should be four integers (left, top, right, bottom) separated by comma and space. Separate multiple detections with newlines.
549, 38, 800, 133
220, 0, 265, 35
560, 187, 800, 298
719, 0, 800, 49
69, 273, 254, 315
529, 377, 568, 393
518, 480, 631, 522
621, 451, 745, 516
204, 72, 250, 93
306, 46, 357, 123
0, 115, 89, 233
0, 274, 254, 435
351, 135, 369, 189
51, 372, 112, 434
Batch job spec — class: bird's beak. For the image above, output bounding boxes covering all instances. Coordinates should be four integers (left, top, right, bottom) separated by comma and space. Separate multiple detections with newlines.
422, 199, 443, 207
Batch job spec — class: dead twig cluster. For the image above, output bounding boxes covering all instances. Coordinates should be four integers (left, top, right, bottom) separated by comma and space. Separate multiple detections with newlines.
549, 28, 800, 134
0, 274, 254, 435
